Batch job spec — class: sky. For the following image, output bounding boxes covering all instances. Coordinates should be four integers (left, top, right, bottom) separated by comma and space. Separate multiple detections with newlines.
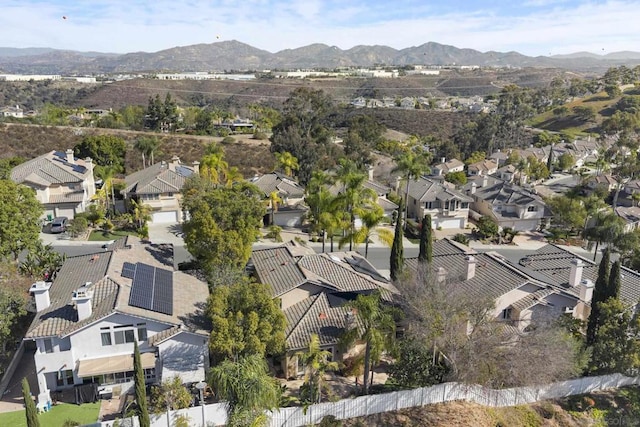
2, 0, 640, 56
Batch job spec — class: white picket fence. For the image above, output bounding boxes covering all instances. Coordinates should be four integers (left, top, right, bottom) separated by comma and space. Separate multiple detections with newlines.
90, 373, 640, 427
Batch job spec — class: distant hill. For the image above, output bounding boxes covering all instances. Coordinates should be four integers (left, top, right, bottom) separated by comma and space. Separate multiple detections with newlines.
0, 40, 639, 74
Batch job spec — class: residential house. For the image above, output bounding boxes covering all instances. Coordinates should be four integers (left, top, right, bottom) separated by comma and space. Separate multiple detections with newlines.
431, 158, 465, 176
248, 241, 398, 378
583, 174, 618, 195
25, 237, 209, 408
1, 105, 23, 118
495, 164, 517, 183
488, 150, 510, 166
11, 149, 96, 220
405, 239, 580, 333
399, 177, 472, 229
467, 159, 499, 177
363, 179, 399, 218
123, 156, 198, 223
464, 175, 551, 231
250, 172, 308, 227
615, 206, 640, 232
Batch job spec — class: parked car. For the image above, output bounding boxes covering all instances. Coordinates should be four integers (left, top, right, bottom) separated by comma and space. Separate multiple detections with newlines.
50, 217, 68, 233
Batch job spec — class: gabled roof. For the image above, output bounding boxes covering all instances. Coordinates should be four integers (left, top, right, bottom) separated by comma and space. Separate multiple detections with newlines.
404, 177, 473, 203
510, 288, 556, 312
250, 242, 397, 298
616, 206, 640, 225
465, 175, 545, 207
26, 251, 117, 339
250, 172, 305, 199
283, 292, 352, 350
515, 244, 640, 304
433, 158, 464, 173
11, 150, 91, 186
26, 237, 210, 339
468, 159, 498, 173
124, 160, 195, 195
405, 240, 533, 301
363, 180, 392, 195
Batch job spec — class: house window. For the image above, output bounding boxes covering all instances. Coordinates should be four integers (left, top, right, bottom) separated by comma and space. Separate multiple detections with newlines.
137, 324, 147, 341
167, 192, 174, 197
114, 330, 136, 344
101, 332, 112, 346
144, 368, 156, 381
425, 202, 433, 209
56, 370, 74, 387
527, 206, 538, 212
43, 338, 54, 354
461, 202, 469, 209
501, 308, 512, 320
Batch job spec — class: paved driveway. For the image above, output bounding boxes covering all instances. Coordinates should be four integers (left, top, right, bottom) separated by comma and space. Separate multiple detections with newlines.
148, 223, 184, 245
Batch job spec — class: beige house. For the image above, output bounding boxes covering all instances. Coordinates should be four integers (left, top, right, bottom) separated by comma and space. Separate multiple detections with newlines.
399, 177, 472, 229
249, 172, 307, 227
11, 149, 96, 220
249, 242, 397, 378
123, 156, 198, 224
464, 175, 551, 232
431, 157, 465, 176
467, 159, 499, 177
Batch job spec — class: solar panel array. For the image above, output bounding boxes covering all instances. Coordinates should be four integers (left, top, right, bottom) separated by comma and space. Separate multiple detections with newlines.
127, 262, 174, 315
121, 262, 136, 279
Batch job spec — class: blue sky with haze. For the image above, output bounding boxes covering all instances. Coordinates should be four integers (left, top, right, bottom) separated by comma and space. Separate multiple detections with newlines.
2, 0, 639, 55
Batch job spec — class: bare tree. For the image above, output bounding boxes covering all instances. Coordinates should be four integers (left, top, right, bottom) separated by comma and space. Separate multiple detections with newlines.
395, 263, 586, 388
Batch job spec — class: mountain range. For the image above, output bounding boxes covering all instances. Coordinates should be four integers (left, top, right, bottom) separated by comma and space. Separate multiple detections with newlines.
1, 41, 639, 75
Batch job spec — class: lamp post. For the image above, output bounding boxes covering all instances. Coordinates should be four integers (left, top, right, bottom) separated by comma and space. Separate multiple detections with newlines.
195, 381, 207, 427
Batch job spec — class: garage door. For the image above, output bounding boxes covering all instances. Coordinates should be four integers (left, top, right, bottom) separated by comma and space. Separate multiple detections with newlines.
151, 211, 178, 224
57, 207, 76, 219
437, 218, 465, 229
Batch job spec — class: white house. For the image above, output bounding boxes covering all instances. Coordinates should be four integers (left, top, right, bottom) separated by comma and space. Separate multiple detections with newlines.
431, 158, 465, 176
11, 150, 96, 220
25, 237, 209, 408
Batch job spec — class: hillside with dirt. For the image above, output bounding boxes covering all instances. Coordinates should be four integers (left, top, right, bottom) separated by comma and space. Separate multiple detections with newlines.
334, 387, 640, 427
0, 123, 273, 176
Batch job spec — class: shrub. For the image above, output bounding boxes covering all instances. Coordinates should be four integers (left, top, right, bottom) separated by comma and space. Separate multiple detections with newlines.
253, 130, 267, 140
221, 136, 235, 144
452, 233, 470, 245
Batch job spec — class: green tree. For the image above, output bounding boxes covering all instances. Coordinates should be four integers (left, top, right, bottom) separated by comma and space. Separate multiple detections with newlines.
388, 339, 448, 388
572, 105, 596, 122
476, 216, 499, 241
74, 134, 127, 174
341, 204, 393, 258
587, 247, 611, 346
418, 214, 433, 263
208, 354, 280, 427
0, 180, 43, 261
464, 151, 486, 165
393, 152, 430, 228
444, 171, 467, 186
134, 342, 150, 427
589, 298, 640, 375
274, 151, 299, 177
390, 200, 404, 282
0, 263, 28, 353
0, 156, 25, 180
341, 292, 397, 395
150, 376, 192, 414
546, 195, 587, 236
556, 153, 576, 171
296, 334, 340, 404
22, 377, 40, 427
608, 260, 622, 300
207, 280, 286, 364
134, 136, 161, 168
605, 84, 622, 99
19, 243, 65, 280
182, 180, 263, 282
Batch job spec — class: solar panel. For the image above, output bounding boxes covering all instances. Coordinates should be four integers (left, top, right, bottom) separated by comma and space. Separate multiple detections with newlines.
128, 263, 174, 315
121, 262, 136, 279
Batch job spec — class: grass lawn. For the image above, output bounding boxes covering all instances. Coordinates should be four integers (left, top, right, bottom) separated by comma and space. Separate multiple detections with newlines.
0, 402, 101, 427
88, 229, 137, 241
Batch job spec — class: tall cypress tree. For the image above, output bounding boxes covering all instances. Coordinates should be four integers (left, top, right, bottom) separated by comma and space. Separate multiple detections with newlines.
134, 342, 150, 427
22, 377, 40, 427
418, 214, 433, 264
586, 247, 611, 346
390, 199, 404, 281
608, 260, 622, 300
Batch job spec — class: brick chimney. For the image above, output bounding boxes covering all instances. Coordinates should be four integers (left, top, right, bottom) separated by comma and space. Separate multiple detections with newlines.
72, 282, 94, 321
66, 148, 75, 164
30, 281, 52, 312
465, 255, 476, 280
569, 259, 584, 288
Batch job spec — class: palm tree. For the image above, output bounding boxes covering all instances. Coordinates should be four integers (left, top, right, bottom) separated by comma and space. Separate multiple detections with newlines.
393, 152, 430, 228
341, 205, 393, 258
268, 191, 283, 225
200, 152, 229, 186
341, 292, 396, 395
319, 209, 348, 253
130, 198, 152, 229
296, 334, 340, 404
274, 151, 299, 177
208, 354, 280, 427
334, 171, 377, 251
134, 136, 160, 168
224, 166, 243, 187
